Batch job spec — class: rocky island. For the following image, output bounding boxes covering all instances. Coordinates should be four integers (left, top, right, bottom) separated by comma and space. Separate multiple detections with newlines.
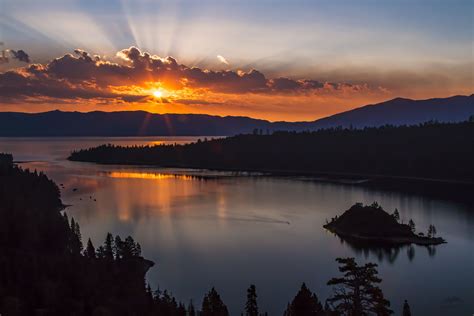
324, 202, 446, 245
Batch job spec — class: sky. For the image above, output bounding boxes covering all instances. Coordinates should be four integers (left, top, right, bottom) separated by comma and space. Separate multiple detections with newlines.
0, 0, 473, 121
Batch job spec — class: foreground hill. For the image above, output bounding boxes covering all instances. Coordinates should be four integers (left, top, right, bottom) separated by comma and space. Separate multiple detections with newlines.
0, 94, 472, 136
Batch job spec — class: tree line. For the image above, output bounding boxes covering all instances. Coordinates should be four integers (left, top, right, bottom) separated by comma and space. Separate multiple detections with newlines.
69, 121, 474, 183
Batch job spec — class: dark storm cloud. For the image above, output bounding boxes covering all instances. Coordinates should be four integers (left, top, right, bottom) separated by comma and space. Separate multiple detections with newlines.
0, 47, 367, 103
10, 50, 30, 63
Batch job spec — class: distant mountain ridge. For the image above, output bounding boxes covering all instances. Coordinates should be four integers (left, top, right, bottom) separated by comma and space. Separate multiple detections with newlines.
0, 94, 472, 136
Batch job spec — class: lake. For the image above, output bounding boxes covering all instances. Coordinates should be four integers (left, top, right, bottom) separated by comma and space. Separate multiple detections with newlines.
1, 137, 473, 315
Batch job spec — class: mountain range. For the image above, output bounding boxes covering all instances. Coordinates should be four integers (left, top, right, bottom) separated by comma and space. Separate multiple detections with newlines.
0, 94, 472, 136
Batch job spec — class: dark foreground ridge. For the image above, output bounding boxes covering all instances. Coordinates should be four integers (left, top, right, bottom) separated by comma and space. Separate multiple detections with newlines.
1, 153, 414, 315
324, 202, 445, 246
69, 120, 474, 201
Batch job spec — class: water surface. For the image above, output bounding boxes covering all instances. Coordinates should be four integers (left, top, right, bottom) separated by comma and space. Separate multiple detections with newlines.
1, 137, 473, 315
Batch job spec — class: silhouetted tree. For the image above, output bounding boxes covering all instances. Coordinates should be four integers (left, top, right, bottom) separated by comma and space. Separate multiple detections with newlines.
402, 300, 412, 316
84, 238, 96, 259
188, 300, 196, 316
104, 232, 114, 260
70, 217, 83, 255
427, 225, 437, 238
114, 235, 123, 259
327, 258, 393, 315
391, 209, 400, 222
284, 283, 324, 316
408, 219, 416, 233
201, 287, 229, 316
245, 284, 259, 316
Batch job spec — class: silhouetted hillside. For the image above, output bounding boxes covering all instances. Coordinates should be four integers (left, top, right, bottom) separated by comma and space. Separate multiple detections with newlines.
69, 121, 474, 182
311, 94, 474, 129
0, 95, 472, 136
69, 120, 474, 201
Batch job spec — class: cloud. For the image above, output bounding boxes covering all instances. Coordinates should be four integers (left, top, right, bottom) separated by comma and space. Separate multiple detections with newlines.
217, 55, 229, 65
0, 48, 31, 64
10, 50, 30, 63
0, 46, 375, 104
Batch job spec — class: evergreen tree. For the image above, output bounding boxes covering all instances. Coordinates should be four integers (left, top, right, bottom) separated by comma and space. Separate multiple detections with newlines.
201, 287, 229, 316
245, 284, 258, 316
327, 258, 393, 315
135, 242, 142, 257
69, 217, 83, 255
391, 209, 400, 222
123, 236, 136, 258
427, 225, 437, 238
408, 219, 416, 233
84, 238, 96, 259
284, 283, 324, 316
177, 303, 187, 316
188, 300, 196, 316
114, 235, 123, 259
402, 300, 412, 316
96, 245, 106, 259
104, 232, 114, 260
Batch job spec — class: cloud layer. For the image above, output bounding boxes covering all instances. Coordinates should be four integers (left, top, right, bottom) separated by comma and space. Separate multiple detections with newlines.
0, 47, 375, 105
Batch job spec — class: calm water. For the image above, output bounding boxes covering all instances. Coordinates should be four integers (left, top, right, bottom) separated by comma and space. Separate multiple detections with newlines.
1, 137, 473, 315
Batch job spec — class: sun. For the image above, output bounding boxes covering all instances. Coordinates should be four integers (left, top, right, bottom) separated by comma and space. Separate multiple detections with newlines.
153, 90, 163, 98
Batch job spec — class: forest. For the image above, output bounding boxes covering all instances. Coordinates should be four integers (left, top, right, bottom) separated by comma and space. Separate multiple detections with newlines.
69, 121, 474, 182
0, 153, 415, 315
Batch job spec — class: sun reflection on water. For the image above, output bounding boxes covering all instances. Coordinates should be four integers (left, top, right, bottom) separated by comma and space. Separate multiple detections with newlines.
106, 171, 194, 181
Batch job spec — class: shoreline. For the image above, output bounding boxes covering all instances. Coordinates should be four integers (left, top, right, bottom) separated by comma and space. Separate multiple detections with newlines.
67, 158, 474, 203
323, 225, 446, 246
67, 158, 474, 185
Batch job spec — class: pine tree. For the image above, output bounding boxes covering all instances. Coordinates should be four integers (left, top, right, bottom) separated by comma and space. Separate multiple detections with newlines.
327, 258, 393, 315
84, 238, 96, 259
201, 287, 229, 316
69, 217, 83, 255
402, 300, 412, 316
427, 224, 437, 238
391, 209, 400, 222
123, 236, 134, 258
104, 232, 114, 260
408, 219, 416, 233
74, 221, 83, 252
114, 235, 123, 259
284, 283, 323, 316
245, 284, 258, 316
188, 300, 196, 316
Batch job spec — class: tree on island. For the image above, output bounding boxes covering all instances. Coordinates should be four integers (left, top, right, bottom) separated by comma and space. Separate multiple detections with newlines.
201, 287, 229, 316
245, 284, 259, 316
284, 283, 324, 316
402, 300, 412, 316
327, 258, 393, 316
408, 219, 416, 233
427, 225, 437, 238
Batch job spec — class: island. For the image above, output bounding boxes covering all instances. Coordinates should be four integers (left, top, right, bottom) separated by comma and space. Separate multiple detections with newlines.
324, 202, 446, 246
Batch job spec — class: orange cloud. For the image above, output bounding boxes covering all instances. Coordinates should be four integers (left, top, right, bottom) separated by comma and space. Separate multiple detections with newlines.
0, 46, 397, 120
